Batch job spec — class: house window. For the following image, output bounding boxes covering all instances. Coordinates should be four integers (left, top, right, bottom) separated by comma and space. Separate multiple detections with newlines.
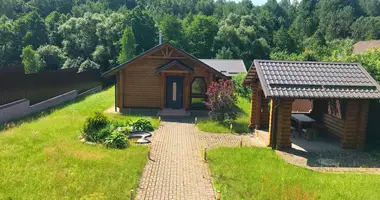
328, 99, 347, 120
172, 82, 177, 101
191, 78, 207, 109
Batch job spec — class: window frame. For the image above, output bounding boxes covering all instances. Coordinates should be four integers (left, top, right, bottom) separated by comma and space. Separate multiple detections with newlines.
327, 99, 347, 120
190, 77, 208, 109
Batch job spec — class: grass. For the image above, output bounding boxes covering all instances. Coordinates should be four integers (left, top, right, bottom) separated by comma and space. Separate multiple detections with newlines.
107, 113, 160, 130
208, 147, 380, 200
0, 87, 158, 199
197, 96, 251, 134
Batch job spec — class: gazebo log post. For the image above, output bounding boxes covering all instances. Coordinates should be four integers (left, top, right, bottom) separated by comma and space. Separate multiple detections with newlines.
255, 88, 262, 130
249, 82, 259, 129
342, 100, 370, 149
269, 99, 294, 150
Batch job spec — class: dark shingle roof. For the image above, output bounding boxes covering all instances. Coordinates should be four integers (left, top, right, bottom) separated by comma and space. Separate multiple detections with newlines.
102, 42, 227, 78
244, 60, 380, 99
199, 59, 246, 77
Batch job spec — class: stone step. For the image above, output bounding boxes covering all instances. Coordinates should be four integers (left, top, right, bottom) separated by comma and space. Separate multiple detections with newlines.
157, 109, 191, 117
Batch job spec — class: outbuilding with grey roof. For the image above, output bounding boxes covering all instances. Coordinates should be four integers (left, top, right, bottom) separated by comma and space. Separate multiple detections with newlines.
244, 60, 380, 150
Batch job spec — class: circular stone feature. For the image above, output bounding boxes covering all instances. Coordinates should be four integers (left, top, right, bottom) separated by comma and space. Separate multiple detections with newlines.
128, 131, 152, 139
136, 138, 151, 144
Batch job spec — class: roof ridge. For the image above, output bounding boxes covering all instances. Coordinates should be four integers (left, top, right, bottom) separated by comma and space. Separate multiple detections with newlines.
244, 60, 380, 99
102, 42, 227, 78
254, 59, 361, 66
199, 59, 243, 61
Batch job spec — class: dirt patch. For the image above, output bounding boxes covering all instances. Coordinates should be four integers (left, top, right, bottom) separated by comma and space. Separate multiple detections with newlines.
284, 185, 316, 200
43, 147, 56, 154
197, 131, 265, 150
66, 150, 105, 160
104, 105, 118, 114
277, 149, 380, 174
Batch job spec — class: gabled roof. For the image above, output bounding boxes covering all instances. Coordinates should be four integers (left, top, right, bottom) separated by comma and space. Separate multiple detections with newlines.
101, 42, 227, 78
244, 60, 380, 99
199, 59, 246, 77
155, 60, 194, 74
353, 40, 380, 54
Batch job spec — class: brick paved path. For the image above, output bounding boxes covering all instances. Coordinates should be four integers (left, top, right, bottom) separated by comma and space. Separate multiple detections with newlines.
137, 118, 215, 200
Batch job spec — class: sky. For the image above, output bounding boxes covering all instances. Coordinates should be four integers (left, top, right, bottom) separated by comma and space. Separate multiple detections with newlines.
229, 0, 268, 6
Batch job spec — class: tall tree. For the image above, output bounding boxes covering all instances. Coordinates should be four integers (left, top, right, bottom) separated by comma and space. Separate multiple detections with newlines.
359, 0, 380, 17
21, 45, 41, 73
15, 11, 48, 49
0, 16, 18, 65
96, 12, 128, 66
215, 14, 270, 64
59, 13, 105, 58
273, 26, 296, 53
128, 8, 158, 54
92, 45, 111, 71
36, 45, 66, 71
351, 17, 380, 41
45, 11, 66, 46
316, 0, 361, 40
289, 0, 318, 40
159, 15, 184, 47
184, 14, 218, 58
27, 0, 74, 17
117, 27, 136, 64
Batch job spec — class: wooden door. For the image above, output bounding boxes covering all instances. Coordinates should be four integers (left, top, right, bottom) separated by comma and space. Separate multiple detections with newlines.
166, 76, 183, 109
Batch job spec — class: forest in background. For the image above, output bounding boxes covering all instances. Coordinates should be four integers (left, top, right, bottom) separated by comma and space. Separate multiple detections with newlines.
1, 0, 380, 80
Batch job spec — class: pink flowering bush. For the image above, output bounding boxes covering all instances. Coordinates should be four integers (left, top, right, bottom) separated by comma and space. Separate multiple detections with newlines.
205, 79, 237, 121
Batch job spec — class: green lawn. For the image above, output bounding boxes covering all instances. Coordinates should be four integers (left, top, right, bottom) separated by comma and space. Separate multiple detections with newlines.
208, 147, 380, 200
197, 96, 251, 133
0, 87, 158, 199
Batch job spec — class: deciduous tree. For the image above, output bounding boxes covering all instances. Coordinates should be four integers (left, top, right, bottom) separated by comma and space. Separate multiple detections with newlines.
117, 27, 136, 64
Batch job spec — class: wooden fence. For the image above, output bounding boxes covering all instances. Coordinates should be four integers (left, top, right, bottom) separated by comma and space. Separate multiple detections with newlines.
0, 67, 103, 105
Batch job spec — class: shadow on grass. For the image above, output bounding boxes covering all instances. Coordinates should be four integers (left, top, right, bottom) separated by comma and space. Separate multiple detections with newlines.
197, 116, 252, 134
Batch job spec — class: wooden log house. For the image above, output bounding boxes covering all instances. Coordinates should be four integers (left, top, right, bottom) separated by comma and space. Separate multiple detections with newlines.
102, 42, 247, 114
244, 60, 380, 150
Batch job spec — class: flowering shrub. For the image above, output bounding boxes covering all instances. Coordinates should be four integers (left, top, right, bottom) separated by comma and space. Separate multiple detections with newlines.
205, 79, 237, 121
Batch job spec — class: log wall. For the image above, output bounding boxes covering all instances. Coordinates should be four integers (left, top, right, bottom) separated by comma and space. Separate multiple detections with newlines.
318, 100, 370, 149
323, 114, 345, 138
249, 83, 258, 128
120, 58, 215, 109
274, 99, 293, 149
260, 96, 270, 129
342, 100, 369, 149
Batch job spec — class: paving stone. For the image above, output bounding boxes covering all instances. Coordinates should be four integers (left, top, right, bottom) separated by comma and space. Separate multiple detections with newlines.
136, 119, 216, 200
136, 118, 266, 200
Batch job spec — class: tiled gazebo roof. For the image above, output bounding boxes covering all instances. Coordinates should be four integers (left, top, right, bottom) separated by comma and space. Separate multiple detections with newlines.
244, 60, 380, 99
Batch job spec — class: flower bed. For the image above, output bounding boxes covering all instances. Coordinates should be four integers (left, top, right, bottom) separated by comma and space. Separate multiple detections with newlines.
80, 112, 154, 149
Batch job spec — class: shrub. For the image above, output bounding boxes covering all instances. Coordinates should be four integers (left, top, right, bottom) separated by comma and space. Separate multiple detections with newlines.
133, 119, 154, 132
82, 112, 109, 142
232, 73, 252, 99
78, 59, 100, 72
110, 120, 127, 128
104, 130, 129, 149
97, 126, 112, 142
205, 79, 237, 121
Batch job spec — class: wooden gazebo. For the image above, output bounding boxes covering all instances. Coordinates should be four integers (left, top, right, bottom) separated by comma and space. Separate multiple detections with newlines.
244, 60, 380, 150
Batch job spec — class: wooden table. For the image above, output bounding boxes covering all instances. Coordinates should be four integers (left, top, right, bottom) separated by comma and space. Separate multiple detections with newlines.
292, 114, 316, 135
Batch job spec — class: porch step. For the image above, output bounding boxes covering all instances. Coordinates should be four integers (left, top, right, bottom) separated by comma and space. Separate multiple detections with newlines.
158, 109, 191, 117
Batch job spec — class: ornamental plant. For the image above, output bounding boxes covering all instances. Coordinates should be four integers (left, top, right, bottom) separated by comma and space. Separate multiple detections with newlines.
205, 79, 237, 121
